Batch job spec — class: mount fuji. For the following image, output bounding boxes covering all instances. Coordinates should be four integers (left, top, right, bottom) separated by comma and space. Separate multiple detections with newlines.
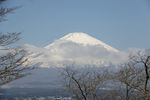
25, 32, 127, 68
5, 32, 129, 88
45, 32, 118, 52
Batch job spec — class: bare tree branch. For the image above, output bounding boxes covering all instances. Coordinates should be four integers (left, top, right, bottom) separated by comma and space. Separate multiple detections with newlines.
61, 67, 107, 100
0, 0, 34, 86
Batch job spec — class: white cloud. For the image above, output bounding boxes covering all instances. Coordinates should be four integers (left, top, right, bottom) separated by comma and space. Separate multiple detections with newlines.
24, 41, 129, 68
23, 33, 145, 68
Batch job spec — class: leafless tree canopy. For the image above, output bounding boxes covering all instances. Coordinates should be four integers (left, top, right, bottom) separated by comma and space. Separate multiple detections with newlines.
115, 50, 150, 100
0, 0, 33, 85
61, 67, 108, 100
0, 48, 33, 85
0, 0, 17, 22
61, 50, 150, 100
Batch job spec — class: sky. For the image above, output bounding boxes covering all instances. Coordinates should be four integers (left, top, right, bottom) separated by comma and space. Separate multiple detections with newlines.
0, 0, 150, 50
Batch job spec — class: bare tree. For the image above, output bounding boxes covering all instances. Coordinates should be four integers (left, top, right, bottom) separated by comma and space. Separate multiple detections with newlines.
61, 67, 108, 100
0, 0, 33, 85
115, 50, 150, 100
115, 63, 141, 100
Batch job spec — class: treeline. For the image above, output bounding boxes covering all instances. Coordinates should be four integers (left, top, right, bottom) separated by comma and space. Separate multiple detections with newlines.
61, 50, 150, 100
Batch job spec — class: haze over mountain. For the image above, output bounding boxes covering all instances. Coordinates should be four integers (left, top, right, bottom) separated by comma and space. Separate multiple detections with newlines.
25, 32, 128, 68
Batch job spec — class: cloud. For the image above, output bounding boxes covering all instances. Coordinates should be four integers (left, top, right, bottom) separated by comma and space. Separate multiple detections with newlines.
24, 41, 129, 68
23, 33, 147, 68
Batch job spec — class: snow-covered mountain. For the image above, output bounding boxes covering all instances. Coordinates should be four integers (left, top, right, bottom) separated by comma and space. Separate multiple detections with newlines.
25, 32, 127, 68
5, 32, 129, 88
45, 32, 119, 52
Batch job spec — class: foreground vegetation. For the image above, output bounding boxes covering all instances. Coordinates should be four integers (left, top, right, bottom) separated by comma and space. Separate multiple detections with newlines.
61, 50, 150, 100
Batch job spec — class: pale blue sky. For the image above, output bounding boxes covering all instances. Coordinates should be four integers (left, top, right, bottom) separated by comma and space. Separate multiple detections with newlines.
0, 0, 150, 50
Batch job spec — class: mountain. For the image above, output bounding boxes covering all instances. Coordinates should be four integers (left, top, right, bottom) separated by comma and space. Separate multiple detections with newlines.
45, 32, 119, 52
5, 32, 129, 88
25, 32, 127, 68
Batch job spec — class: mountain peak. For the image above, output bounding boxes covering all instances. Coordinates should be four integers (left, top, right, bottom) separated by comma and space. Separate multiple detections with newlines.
45, 32, 119, 52
60, 32, 99, 45
60, 32, 119, 52
61, 32, 90, 38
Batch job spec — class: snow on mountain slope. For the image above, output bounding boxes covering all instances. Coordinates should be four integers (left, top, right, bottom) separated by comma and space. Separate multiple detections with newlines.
45, 32, 119, 52
26, 32, 127, 68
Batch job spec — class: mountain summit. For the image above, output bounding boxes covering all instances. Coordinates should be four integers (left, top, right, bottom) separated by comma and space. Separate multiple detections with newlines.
45, 32, 118, 52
